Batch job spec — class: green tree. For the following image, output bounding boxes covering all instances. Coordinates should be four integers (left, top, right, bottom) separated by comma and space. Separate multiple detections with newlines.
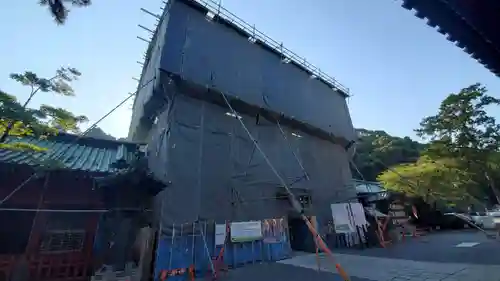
1, 67, 85, 143
416, 83, 500, 204
377, 84, 500, 207
0, 67, 88, 151
1, 91, 49, 151
377, 156, 475, 204
39, 0, 92, 24
39, 105, 89, 133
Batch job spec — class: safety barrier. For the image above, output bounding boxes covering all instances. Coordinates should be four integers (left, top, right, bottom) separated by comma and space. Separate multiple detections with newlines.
154, 220, 291, 281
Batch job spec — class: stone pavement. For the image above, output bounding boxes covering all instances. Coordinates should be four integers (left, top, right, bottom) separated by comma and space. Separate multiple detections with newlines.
279, 252, 500, 281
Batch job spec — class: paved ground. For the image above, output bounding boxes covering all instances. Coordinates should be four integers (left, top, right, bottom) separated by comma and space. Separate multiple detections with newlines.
280, 251, 500, 281
332, 230, 500, 265
225, 230, 500, 281
225, 262, 376, 281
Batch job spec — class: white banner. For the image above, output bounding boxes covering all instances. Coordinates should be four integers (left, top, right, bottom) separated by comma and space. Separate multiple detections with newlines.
215, 224, 227, 245
230, 221, 262, 242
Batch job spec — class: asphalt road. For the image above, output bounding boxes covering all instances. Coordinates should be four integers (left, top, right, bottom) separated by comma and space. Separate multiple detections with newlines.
333, 230, 500, 265
226, 262, 376, 281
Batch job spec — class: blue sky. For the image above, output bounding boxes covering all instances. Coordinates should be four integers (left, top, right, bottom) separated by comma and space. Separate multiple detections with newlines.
1, 0, 499, 139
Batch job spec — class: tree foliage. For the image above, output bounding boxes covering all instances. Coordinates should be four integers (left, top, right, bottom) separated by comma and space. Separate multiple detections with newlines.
378, 156, 475, 204
39, 105, 88, 133
39, 0, 92, 24
417, 83, 500, 154
378, 83, 500, 206
0, 67, 88, 152
352, 128, 425, 181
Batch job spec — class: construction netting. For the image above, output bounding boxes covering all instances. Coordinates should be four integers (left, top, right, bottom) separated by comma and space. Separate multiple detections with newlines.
147, 80, 357, 229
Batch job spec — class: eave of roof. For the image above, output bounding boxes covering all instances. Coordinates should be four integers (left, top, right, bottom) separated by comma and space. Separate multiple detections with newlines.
0, 133, 143, 174
401, 0, 500, 77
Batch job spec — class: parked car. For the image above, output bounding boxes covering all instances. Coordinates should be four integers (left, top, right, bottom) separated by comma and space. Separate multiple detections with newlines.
487, 210, 500, 217
486, 210, 500, 229
468, 212, 488, 228
443, 213, 477, 229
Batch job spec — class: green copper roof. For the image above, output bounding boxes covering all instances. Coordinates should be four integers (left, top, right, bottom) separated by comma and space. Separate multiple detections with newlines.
0, 134, 142, 173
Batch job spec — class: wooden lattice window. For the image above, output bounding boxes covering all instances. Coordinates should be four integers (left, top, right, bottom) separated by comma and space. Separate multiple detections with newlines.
40, 230, 85, 252
39, 213, 88, 253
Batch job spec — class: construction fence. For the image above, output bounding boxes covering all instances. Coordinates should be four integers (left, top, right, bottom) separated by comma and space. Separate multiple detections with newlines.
153, 216, 383, 281
154, 218, 291, 281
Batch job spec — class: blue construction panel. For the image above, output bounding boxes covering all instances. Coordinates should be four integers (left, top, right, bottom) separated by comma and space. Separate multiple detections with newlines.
155, 236, 201, 281
227, 241, 260, 267
193, 233, 215, 274
153, 221, 292, 281
268, 241, 292, 261
224, 239, 291, 267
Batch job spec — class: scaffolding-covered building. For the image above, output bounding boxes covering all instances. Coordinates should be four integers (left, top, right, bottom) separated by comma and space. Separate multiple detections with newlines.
129, 0, 356, 237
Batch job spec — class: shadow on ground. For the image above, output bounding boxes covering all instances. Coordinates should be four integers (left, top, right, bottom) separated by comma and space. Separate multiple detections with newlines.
225, 262, 376, 281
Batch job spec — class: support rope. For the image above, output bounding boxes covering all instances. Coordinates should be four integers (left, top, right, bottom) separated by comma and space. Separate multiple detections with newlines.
200, 223, 216, 276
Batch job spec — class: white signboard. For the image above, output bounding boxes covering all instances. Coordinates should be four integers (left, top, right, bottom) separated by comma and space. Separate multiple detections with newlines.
331, 203, 369, 234
215, 224, 227, 246
230, 221, 262, 242
350, 203, 369, 226
331, 203, 354, 233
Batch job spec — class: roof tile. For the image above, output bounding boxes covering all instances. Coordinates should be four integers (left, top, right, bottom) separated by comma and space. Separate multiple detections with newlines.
0, 135, 140, 173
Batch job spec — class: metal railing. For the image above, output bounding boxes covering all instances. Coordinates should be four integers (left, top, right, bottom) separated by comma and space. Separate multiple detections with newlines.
190, 0, 350, 96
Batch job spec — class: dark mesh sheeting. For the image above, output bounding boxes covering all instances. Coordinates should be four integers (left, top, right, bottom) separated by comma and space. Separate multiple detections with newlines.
147, 90, 356, 226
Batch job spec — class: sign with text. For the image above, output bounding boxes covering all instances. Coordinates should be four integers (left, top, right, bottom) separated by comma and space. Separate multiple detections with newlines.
230, 221, 262, 242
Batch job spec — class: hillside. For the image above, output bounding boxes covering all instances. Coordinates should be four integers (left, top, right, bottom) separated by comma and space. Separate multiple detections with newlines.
352, 128, 425, 181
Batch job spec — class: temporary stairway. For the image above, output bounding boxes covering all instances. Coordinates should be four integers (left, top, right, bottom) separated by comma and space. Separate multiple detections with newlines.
396, 222, 428, 239
388, 201, 428, 241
